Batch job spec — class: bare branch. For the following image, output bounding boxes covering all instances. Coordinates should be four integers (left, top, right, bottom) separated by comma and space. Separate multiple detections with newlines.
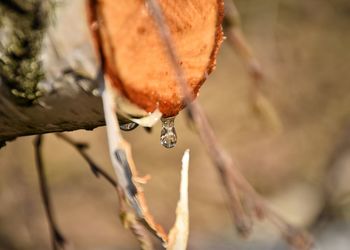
55, 133, 155, 250
101, 72, 168, 244
224, 0, 282, 131
224, 0, 263, 82
146, 0, 251, 235
86, 0, 169, 244
55, 133, 117, 186
146, 0, 313, 248
0, 0, 104, 143
117, 188, 155, 250
34, 135, 66, 250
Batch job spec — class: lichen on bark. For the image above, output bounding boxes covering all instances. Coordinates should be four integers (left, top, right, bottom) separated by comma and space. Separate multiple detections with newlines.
0, 0, 52, 105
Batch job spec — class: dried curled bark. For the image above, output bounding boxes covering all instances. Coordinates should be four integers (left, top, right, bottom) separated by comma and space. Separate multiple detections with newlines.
87, 0, 224, 117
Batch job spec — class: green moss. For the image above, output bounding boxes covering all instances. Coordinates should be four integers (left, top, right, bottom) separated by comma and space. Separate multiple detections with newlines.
0, 1, 53, 105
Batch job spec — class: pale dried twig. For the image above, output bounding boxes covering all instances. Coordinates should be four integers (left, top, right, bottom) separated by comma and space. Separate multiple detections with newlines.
117, 187, 155, 250
101, 73, 168, 244
87, 0, 169, 243
55, 132, 154, 250
167, 149, 190, 250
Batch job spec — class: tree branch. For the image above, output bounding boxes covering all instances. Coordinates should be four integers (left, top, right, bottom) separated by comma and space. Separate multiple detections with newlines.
34, 135, 66, 250
55, 133, 154, 250
146, 0, 312, 248
0, 0, 105, 145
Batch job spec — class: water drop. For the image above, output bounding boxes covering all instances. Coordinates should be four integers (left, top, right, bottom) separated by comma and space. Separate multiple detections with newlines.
160, 117, 177, 148
120, 122, 138, 131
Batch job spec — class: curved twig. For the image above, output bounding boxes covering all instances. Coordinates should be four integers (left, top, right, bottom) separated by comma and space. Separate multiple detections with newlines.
146, 0, 312, 248
34, 135, 66, 250
55, 132, 155, 250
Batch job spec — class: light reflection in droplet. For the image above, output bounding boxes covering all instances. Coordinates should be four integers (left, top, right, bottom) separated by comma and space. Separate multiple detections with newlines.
160, 116, 177, 149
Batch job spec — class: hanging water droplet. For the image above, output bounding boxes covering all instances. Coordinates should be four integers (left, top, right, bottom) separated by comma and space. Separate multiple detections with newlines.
120, 122, 138, 131
160, 117, 177, 148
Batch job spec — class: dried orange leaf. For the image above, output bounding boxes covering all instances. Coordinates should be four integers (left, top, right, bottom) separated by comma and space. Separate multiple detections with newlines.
87, 0, 224, 117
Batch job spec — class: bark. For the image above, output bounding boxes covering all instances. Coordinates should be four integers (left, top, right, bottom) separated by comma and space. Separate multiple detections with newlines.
0, 0, 104, 145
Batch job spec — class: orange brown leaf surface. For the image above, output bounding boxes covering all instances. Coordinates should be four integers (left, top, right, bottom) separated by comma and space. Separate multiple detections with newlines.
87, 0, 224, 117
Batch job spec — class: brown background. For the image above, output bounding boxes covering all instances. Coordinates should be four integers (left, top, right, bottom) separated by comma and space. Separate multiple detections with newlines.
1, 0, 350, 249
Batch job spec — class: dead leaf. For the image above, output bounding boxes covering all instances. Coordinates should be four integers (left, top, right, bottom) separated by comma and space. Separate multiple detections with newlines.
87, 0, 224, 117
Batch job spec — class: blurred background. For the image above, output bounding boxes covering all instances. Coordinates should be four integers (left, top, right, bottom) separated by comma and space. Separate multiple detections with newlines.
1, 0, 350, 249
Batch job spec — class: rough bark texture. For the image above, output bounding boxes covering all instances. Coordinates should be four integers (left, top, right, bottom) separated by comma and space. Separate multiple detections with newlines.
0, 0, 104, 144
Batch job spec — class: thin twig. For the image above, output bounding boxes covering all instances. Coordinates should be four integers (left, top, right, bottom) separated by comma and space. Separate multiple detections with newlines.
55, 133, 116, 187
34, 135, 66, 250
55, 133, 154, 250
224, 1, 310, 246
117, 187, 154, 250
224, 0, 282, 131
224, 0, 263, 83
101, 77, 168, 244
146, 0, 251, 235
146, 0, 312, 248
